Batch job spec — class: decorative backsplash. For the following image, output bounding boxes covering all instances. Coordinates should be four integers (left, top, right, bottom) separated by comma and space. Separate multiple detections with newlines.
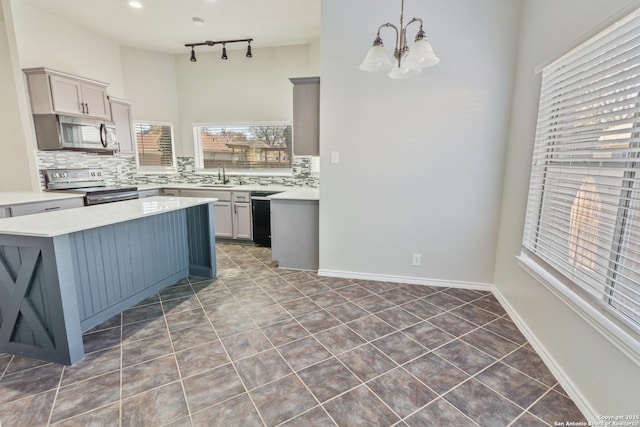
36, 152, 319, 189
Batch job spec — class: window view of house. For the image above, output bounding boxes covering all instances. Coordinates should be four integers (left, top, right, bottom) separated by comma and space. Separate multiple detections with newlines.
134, 121, 176, 171
194, 123, 292, 171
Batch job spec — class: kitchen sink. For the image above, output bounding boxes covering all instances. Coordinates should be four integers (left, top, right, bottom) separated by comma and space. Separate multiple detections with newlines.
199, 184, 237, 188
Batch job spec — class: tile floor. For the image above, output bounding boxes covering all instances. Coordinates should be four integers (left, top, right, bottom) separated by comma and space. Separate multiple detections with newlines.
0, 243, 587, 426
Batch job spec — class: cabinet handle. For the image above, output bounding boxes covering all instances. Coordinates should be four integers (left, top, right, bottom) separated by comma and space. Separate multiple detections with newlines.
85, 103, 89, 115
234, 205, 237, 214
80, 103, 85, 114
44, 206, 61, 211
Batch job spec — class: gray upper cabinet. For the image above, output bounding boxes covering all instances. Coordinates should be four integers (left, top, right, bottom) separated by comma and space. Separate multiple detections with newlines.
290, 77, 320, 156
24, 67, 111, 120
109, 97, 135, 153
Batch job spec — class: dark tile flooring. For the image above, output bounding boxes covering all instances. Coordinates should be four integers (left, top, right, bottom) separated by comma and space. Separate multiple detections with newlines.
0, 243, 586, 426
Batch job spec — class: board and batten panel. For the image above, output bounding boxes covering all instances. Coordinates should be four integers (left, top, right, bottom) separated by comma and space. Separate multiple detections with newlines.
69, 210, 189, 325
186, 204, 216, 277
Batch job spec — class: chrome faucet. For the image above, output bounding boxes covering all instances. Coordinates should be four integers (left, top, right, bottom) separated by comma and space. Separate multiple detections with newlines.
218, 162, 229, 184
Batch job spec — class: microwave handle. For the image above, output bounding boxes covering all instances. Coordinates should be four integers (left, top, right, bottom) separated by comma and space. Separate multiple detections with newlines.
99, 123, 108, 148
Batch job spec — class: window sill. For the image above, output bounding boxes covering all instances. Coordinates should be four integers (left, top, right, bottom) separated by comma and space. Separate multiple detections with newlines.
517, 252, 640, 367
136, 169, 178, 176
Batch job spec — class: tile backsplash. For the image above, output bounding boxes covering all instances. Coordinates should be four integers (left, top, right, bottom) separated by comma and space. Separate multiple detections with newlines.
36, 152, 319, 189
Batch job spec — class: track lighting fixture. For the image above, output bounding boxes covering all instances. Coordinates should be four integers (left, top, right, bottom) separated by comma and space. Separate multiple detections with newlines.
185, 38, 253, 62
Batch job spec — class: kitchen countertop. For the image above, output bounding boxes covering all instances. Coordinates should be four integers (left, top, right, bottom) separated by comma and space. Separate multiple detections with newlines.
138, 183, 320, 201
0, 191, 84, 206
0, 196, 216, 237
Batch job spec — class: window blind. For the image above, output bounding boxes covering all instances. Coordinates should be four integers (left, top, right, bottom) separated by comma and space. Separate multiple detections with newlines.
522, 9, 640, 335
134, 122, 175, 170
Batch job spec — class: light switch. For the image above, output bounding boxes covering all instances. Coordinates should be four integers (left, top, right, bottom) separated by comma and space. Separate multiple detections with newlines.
330, 151, 339, 164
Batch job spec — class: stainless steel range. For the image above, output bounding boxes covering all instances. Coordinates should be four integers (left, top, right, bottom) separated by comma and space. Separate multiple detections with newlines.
45, 168, 139, 206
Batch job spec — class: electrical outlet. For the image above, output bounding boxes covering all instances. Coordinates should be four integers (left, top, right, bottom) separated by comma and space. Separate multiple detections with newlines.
412, 253, 422, 266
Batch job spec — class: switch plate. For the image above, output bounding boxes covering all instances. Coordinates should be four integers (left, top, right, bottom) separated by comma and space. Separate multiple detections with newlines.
330, 151, 339, 164
412, 253, 422, 266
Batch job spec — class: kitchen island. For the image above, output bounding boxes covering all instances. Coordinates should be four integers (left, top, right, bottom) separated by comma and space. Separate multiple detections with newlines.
0, 196, 216, 365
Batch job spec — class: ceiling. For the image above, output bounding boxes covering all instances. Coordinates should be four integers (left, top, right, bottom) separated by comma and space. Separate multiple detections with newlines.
19, 0, 321, 54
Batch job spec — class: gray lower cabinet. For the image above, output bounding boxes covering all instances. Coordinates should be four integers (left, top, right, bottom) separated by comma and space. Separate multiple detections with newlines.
162, 189, 180, 197
138, 189, 161, 198
214, 201, 234, 238
8, 197, 84, 217
271, 199, 319, 270
0, 208, 9, 219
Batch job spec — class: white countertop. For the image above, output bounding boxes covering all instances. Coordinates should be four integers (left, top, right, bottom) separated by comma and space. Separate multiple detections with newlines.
269, 187, 319, 201
0, 191, 84, 206
0, 196, 216, 238
138, 183, 320, 201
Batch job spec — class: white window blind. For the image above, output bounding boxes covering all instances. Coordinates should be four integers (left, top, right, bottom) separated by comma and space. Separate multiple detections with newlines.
522, 9, 640, 336
134, 121, 176, 172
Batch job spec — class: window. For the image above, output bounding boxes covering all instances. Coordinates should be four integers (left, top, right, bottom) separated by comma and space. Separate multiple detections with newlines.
134, 121, 176, 173
193, 122, 292, 173
521, 9, 640, 339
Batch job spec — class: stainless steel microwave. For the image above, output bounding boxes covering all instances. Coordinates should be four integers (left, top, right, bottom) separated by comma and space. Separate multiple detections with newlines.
33, 114, 118, 153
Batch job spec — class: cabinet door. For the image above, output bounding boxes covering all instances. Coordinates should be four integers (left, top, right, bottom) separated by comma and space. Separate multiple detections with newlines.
81, 84, 110, 119
49, 75, 84, 115
214, 201, 234, 238
233, 202, 252, 240
290, 77, 320, 156
110, 101, 135, 153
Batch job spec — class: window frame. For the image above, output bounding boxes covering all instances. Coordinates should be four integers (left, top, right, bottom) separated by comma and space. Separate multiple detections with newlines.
520, 7, 640, 361
134, 120, 177, 174
192, 121, 293, 176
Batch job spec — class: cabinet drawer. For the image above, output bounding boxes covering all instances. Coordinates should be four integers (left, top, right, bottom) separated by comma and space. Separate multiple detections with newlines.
162, 189, 180, 197
180, 189, 231, 201
232, 192, 251, 203
9, 197, 84, 217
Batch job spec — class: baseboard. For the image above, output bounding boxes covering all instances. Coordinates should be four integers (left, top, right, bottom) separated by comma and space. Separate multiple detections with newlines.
493, 288, 597, 422
317, 269, 493, 292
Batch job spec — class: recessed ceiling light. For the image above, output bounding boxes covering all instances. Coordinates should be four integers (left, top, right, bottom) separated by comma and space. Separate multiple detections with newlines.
192, 17, 205, 27
127, 1, 143, 8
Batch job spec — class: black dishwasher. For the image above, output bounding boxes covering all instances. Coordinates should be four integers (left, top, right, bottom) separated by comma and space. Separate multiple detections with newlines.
251, 191, 281, 247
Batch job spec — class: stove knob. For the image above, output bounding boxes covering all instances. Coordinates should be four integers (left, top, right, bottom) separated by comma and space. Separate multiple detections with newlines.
90, 172, 95, 177
97, 172, 102, 176
62, 173, 67, 178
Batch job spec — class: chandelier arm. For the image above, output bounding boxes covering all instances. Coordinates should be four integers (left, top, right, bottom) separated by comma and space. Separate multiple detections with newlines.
377, 23, 400, 62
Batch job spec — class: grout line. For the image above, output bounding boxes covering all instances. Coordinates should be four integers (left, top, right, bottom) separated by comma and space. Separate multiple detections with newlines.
45, 364, 66, 426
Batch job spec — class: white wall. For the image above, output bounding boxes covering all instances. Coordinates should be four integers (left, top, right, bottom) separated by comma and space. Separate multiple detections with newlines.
174, 44, 314, 157
319, 0, 521, 285
0, 0, 39, 191
10, 0, 125, 98
494, 0, 640, 416
120, 46, 181, 152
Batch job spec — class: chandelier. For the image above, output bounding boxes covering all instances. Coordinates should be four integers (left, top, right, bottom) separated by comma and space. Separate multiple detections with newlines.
359, 0, 439, 79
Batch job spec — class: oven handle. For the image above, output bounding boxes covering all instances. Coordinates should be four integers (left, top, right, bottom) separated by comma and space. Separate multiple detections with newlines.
86, 191, 139, 205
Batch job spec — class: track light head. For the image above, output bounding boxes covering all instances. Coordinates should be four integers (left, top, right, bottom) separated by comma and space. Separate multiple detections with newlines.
190, 47, 197, 62
246, 41, 252, 58
221, 44, 228, 60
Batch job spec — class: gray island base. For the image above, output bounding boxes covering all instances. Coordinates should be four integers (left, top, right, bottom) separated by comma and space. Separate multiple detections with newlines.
0, 197, 216, 365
